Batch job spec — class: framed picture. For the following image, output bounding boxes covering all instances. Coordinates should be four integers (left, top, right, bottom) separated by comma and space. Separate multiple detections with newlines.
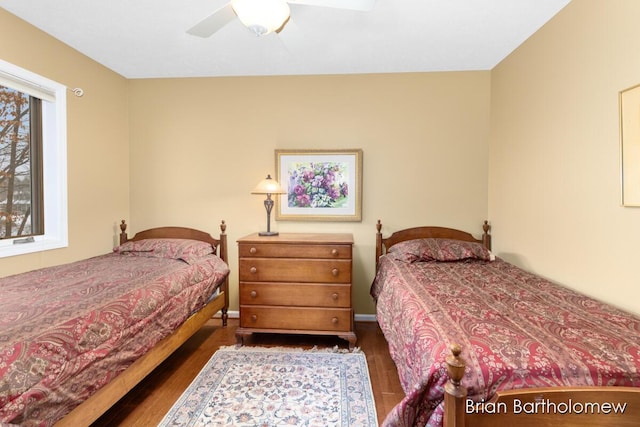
620, 83, 640, 206
275, 149, 363, 221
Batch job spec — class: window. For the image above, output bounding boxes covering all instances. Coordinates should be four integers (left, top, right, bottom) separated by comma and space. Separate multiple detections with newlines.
0, 59, 67, 258
0, 86, 43, 239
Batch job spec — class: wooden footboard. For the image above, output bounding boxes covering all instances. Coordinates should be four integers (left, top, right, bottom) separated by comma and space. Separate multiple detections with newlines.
56, 294, 226, 426
54, 220, 230, 426
444, 344, 640, 427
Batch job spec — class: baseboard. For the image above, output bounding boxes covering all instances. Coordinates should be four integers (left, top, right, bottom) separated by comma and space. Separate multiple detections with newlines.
216, 310, 239, 319
354, 313, 377, 322
215, 311, 377, 322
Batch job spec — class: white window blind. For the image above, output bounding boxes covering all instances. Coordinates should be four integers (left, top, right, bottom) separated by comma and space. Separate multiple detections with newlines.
0, 68, 56, 102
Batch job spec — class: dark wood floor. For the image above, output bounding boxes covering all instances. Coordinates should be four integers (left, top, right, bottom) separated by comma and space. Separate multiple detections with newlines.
91, 319, 404, 426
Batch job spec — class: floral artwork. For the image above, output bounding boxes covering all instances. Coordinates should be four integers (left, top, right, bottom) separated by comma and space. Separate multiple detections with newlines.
620, 83, 640, 206
287, 162, 349, 208
275, 149, 362, 221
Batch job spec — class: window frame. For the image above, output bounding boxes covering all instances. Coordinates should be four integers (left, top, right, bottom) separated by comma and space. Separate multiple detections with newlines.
0, 59, 68, 258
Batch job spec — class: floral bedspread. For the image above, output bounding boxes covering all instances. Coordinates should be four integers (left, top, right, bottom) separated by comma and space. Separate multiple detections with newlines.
0, 252, 229, 426
371, 256, 640, 427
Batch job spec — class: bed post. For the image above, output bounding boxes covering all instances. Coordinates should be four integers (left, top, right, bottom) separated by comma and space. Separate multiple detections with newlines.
119, 220, 128, 245
482, 220, 491, 250
444, 344, 467, 427
376, 220, 383, 271
219, 220, 229, 327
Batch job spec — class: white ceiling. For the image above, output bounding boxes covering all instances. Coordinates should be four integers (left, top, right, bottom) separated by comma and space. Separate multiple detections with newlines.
0, 0, 571, 79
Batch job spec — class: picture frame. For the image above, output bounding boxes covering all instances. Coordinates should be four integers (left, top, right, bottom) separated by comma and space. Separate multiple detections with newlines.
275, 149, 363, 221
620, 83, 640, 206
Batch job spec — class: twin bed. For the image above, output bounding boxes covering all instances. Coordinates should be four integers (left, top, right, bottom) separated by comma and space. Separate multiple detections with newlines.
0, 221, 230, 426
372, 220, 640, 426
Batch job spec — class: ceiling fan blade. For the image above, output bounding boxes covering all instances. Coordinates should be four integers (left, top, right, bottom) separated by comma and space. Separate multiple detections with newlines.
288, 0, 376, 12
187, 3, 236, 37
277, 19, 307, 55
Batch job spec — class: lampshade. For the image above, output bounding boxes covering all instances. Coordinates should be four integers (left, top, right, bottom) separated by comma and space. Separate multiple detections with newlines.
231, 0, 291, 36
252, 174, 286, 195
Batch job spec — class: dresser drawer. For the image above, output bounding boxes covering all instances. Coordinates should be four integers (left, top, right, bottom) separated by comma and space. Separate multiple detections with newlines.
239, 259, 352, 283
240, 306, 353, 332
240, 282, 351, 308
239, 243, 352, 259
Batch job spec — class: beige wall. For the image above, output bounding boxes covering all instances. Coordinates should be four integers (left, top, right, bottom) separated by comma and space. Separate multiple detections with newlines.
128, 72, 491, 314
10, 1, 636, 318
489, 0, 640, 314
8, 1, 638, 318
1, 8, 490, 315
0, 10, 130, 275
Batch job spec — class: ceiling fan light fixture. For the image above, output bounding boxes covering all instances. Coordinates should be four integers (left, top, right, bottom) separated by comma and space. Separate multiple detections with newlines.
231, 0, 291, 36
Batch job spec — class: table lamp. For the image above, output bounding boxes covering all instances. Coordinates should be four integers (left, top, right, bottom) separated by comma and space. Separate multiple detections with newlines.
252, 174, 286, 236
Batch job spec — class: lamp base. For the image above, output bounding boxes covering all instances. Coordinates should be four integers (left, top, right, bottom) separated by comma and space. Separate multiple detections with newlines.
258, 231, 279, 236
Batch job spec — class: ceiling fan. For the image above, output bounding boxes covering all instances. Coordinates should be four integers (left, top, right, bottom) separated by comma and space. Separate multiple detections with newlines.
187, 0, 377, 38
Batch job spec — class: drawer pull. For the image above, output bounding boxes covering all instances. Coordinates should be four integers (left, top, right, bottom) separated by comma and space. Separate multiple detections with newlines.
249, 247, 257, 255
250, 290, 258, 298
331, 268, 339, 276
331, 248, 339, 256
250, 266, 257, 274
251, 314, 258, 322
331, 293, 339, 300
332, 317, 339, 324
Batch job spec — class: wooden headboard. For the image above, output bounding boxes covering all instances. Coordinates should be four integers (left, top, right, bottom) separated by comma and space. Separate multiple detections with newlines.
118, 220, 228, 264
375, 220, 491, 271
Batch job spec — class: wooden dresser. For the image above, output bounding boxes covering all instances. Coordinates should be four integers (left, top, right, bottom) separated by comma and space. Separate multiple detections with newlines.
236, 232, 356, 348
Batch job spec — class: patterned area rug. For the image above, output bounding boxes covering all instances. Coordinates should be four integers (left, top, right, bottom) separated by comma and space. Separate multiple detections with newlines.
159, 345, 378, 426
